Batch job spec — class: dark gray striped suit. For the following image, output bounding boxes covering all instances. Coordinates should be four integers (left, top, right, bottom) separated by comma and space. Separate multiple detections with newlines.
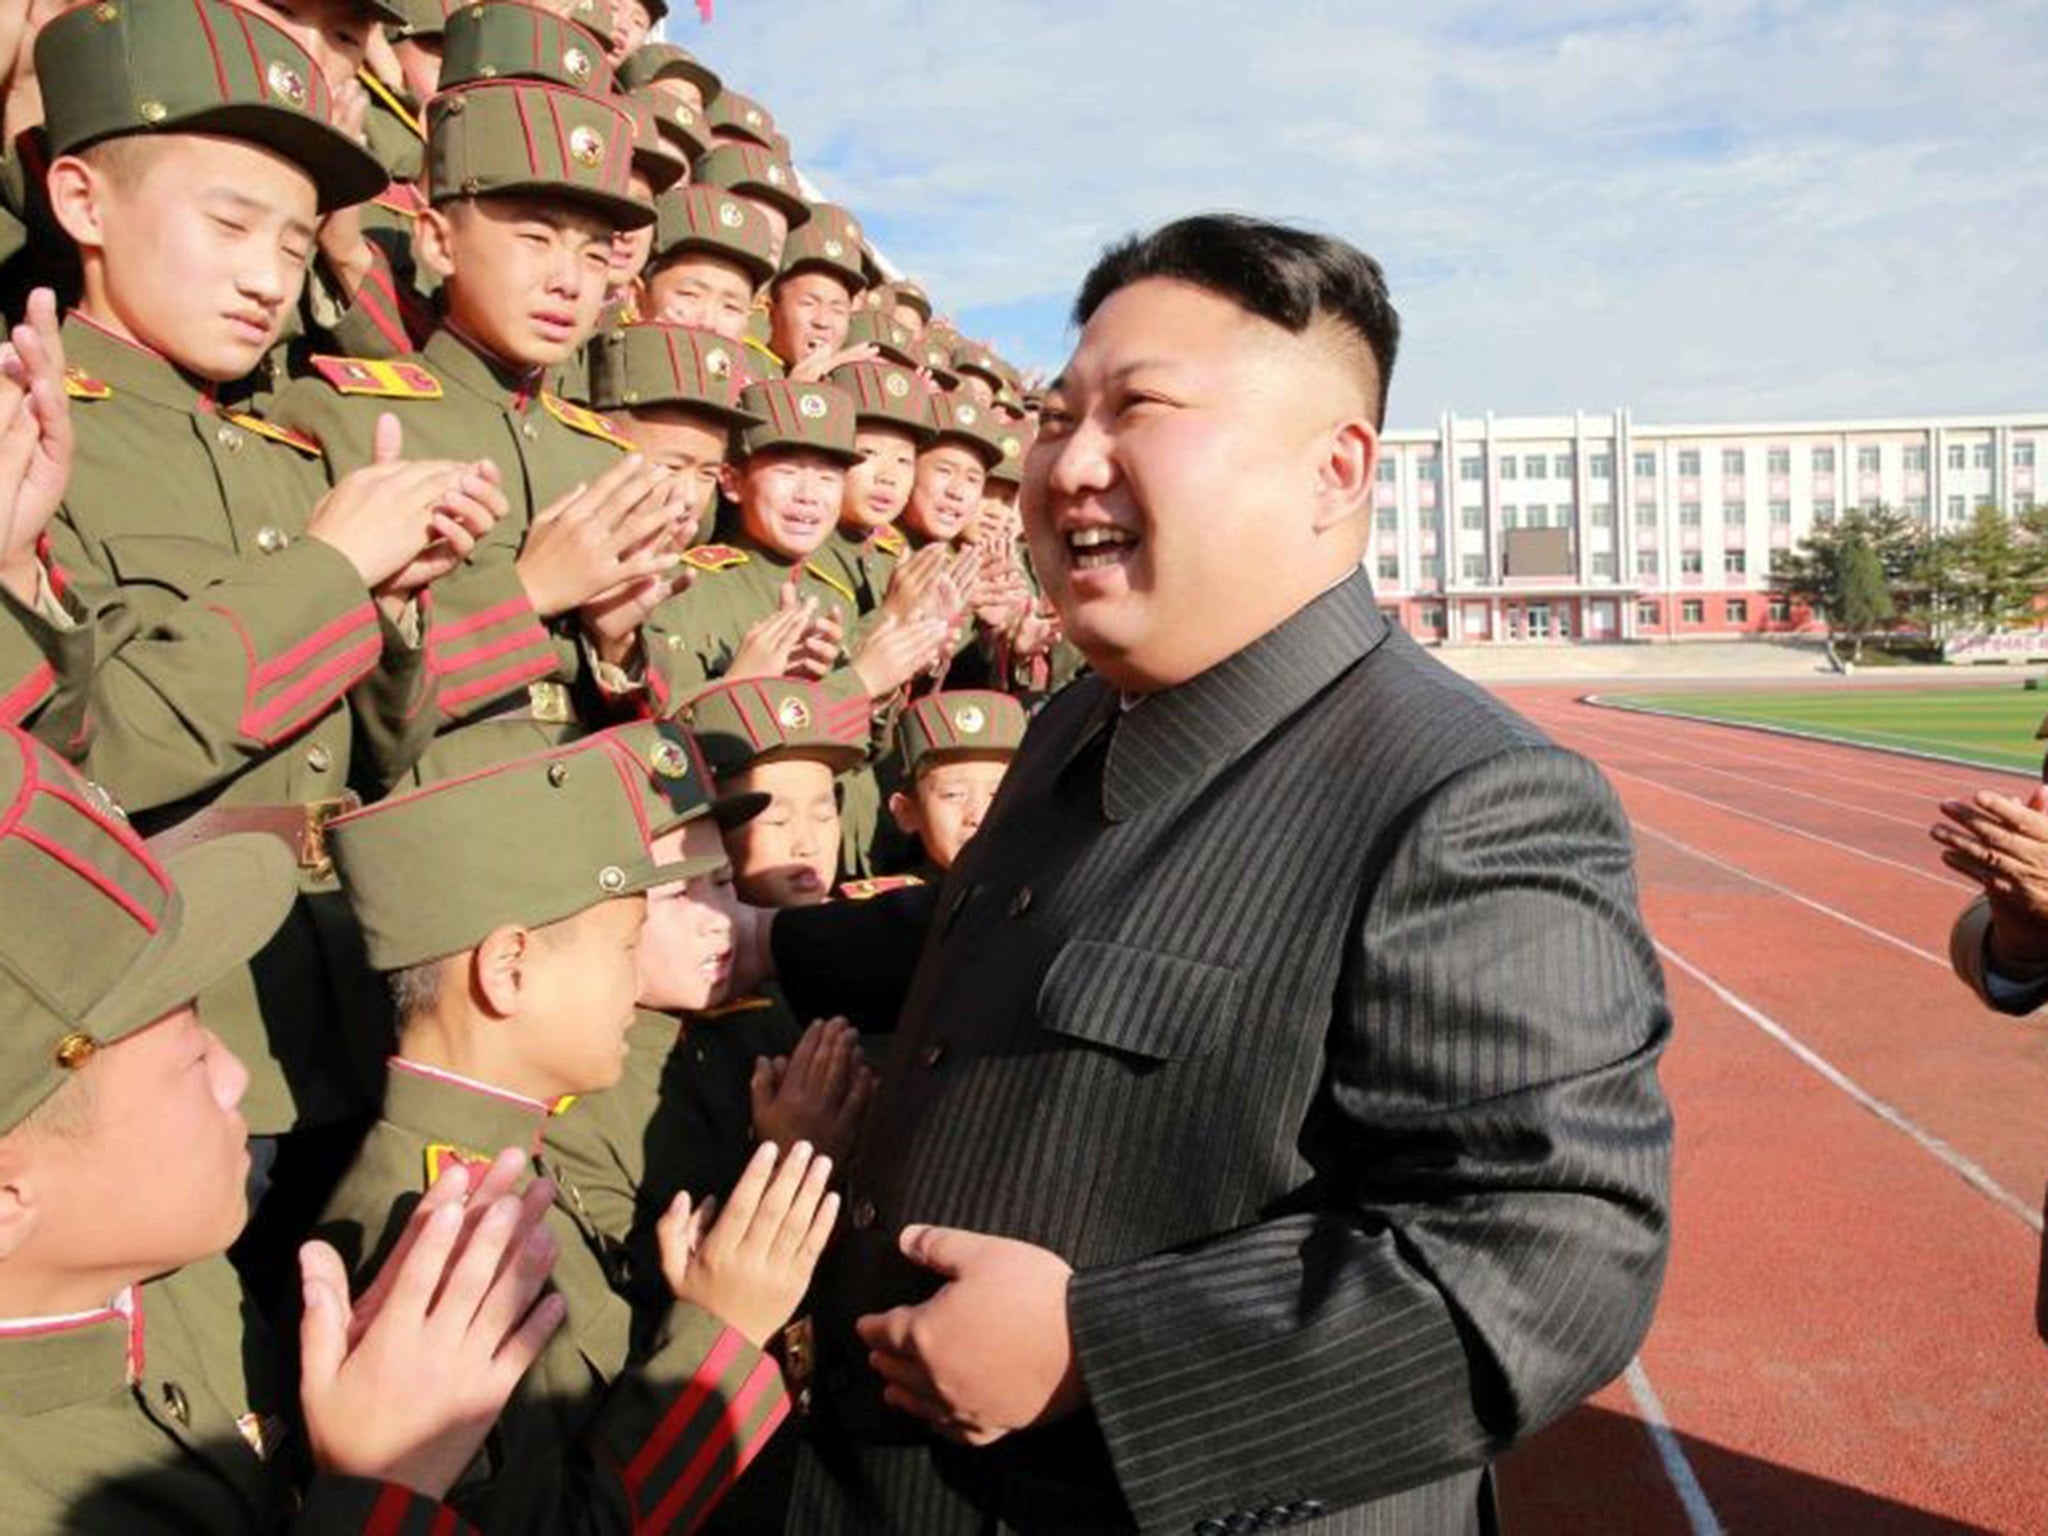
784, 571, 1673, 1535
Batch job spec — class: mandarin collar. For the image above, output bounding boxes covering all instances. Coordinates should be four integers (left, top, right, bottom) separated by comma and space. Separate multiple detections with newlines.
424, 325, 547, 412
0, 1286, 142, 1415
382, 1058, 560, 1157
61, 313, 219, 416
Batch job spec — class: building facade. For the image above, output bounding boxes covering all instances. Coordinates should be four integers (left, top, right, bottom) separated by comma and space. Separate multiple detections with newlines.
1371, 410, 2048, 643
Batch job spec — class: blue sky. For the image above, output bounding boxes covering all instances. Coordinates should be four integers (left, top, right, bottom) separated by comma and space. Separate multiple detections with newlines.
668, 1, 2048, 431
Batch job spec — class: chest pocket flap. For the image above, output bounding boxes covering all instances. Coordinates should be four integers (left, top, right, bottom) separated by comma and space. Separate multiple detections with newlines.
102, 534, 253, 596
1036, 939, 1241, 1061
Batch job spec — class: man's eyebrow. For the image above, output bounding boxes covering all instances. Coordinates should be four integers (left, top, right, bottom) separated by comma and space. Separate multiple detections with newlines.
1050, 359, 1180, 398
200, 187, 317, 243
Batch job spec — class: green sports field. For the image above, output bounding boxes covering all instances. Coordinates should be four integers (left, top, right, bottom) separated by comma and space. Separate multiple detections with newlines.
1600, 686, 2048, 773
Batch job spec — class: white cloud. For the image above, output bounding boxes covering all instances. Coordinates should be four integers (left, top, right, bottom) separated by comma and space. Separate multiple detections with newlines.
675, 1, 2048, 427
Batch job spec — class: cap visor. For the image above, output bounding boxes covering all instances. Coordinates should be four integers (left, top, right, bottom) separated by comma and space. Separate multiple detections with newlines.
708, 790, 770, 830
622, 853, 724, 893
465, 179, 657, 231
84, 835, 299, 1047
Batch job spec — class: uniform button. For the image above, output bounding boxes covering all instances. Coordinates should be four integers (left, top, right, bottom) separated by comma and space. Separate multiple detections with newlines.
1194, 1524, 1226, 1536
851, 1197, 877, 1230
216, 424, 243, 451
162, 1382, 191, 1426
1226, 1516, 1258, 1534
1007, 885, 1033, 918
520, 419, 540, 441
305, 744, 332, 773
1288, 1502, 1324, 1519
922, 1040, 947, 1069
255, 525, 287, 554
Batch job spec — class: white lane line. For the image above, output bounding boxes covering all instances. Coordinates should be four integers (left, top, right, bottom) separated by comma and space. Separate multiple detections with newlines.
1659, 942, 2044, 1234
1634, 823, 1949, 964
1611, 769, 1973, 896
1624, 1358, 1725, 1536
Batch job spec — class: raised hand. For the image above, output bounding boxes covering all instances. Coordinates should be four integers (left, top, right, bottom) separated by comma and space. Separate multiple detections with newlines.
1934, 785, 2048, 971
851, 612, 952, 700
748, 1016, 875, 1164
788, 342, 879, 384
657, 1139, 839, 1348
516, 454, 681, 618
725, 584, 817, 681
308, 416, 497, 589
0, 288, 73, 604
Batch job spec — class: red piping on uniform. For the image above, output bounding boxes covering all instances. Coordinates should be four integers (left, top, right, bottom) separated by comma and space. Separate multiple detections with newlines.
431, 622, 551, 678
623, 1327, 744, 1494
0, 662, 54, 727
228, 7, 267, 102
437, 653, 559, 715
39, 778, 171, 887
18, 824, 159, 929
192, 0, 233, 99
250, 606, 377, 688
644, 1352, 786, 1532
427, 594, 539, 646
364, 1482, 415, 1536
245, 638, 380, 741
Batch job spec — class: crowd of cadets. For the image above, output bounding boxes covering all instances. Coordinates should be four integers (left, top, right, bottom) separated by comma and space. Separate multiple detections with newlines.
0, 0, 1069, 1528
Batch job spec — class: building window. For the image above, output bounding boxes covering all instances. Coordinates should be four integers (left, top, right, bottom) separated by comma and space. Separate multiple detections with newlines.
1682, 599, 1705, 624
1770, 499, 1791, 525
1553, 453, 1574, 478
1461, 554, 1486, 581
1947, 443, 1967, 470
1633, 451, 1657, 479
1727, 598, 1749, 624
1769, 597, 1791, 623
1722, 448, 1746, 475
1973, 443, 1993, 470
2022, 494, 2038, 513
1500, 458, 1517, 481
1635, 502, 1658, 528
1421, 557, 1443, 581
1502, 505, 1520, 529
1636, 551, 1659, 579
1523, 454, 1546, 478
1947, 495, 1966, 519
1678, 449, 1701, 477
1725, 500, 1747, 521
1417, 457, 1440, 481
1526, 504, 1548, 528
1857, 446, 1881, 473
1903, 445, 1928, 471
1814, 498, 1836, 523
1460, 504, 1485, 529
1637, 601, 1661, 626
1904, 496, 1929, 519
1376, 459, 1397, 483
1768, 448, 1790, 475
1812, 447, 1836, 473
1723, 549, 1747, 576
2018, 442, 2037, 469
1591, 453, 1612, 478
1460, 456, 1484, 481
1375, 507, 1399, 530
1680, 550, 1704, 574
1679, 502, 1702, 527
1419, 605, 1444, 630
1591, 503, 1615, 528
1592, 552, 1617, 578
1376, 556, 1398, 580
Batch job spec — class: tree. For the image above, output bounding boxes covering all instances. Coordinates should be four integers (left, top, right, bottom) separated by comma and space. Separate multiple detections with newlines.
1833, 536, 1893, 663
1907, 504, 2048, 644
1771, 503, 1918, 664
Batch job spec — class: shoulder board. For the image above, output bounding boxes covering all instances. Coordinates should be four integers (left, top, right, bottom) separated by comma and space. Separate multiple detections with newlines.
422, 1140, 493, 1188
741, 335, 785, 374
870, 526, 907, 558
358, 69, 425, 140
310, 354, 443, 399
681, 544, 749, 572
222, 410, 321, 457
62, 367, 111, 401
549, 1094, 579, 1116
837, 875, 926, 902
805, 559, 857, 604
371, 184, 426, 219
541, 392, 635, 450
697, 995, 777, 1020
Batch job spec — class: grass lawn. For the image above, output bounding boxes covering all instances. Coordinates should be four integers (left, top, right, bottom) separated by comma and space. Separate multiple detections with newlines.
1600, 685, 2048, 773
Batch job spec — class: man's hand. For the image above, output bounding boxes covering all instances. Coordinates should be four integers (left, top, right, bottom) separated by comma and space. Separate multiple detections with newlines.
851, 612, 951, 700
788, 342, 879, 384
1934, 785, 2048, 972
583, 568, 688, 670
658, 1139, 838, 1348
0, 288, 73, 604
367, 416, 509, 605
307, 416, 494, 589
516, 455, 680, 618
749, 1016, 875, 1163
725, 583, 816, 681
855, 1225, 1084, 1447
298, 1156, 567, 1499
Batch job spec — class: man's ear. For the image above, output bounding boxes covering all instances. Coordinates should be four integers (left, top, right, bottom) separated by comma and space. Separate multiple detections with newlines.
1310, 419, 1378, 535
44, 155, 110, 253
717, 459, 743, 503
414, 204, 460, 282
471, 924, 532, 1020
887, 790, 920, 838
0, 1139, 48, 1266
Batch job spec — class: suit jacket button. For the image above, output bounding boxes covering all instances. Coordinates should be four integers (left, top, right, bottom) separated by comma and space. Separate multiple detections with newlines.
1007, 885, 1032, 918
162, 1381, 191, 1426
1288, 1502, 1324, 1519
255, 525, 288, 554
1226, 1516, 1258, 1534
851, 1196, 877, 1230
922, 1040, 946, 1068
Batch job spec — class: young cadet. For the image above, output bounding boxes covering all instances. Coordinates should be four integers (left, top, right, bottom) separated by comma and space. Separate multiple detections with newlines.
320, 734, 835, 1533
616, 40, 722, 123
641, 377, 947, 723
690, 141, 808, 270
704, 89, 778, 151
274, 78, 684, 784
865, 277, 932, 339
760, 203, 869, 382
818, 355, 934, 617
605, 0, 660, 63
0, 725, 569, 1534
37, 0, 506, 1132
637, 184, 779, 342
949, 339, 1007, 407
901, 385, 1003, 553
885, 689, 1026, 878
359, 0, 444, 189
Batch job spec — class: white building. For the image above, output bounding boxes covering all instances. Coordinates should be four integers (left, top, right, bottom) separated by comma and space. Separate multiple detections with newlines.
1370, 410, 2048, 643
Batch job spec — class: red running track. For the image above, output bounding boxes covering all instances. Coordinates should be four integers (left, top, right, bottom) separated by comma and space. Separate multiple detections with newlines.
1492, 685, 2048, 1535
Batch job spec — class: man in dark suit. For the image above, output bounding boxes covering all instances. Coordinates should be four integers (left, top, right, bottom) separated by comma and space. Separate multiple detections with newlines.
777, 214, 1674, 1535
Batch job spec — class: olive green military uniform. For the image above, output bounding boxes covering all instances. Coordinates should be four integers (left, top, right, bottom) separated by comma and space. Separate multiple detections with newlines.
0, 725, 477, 1535
0, 568, 104, 759
321, 734, 785, 1533
272, 79, 657, 785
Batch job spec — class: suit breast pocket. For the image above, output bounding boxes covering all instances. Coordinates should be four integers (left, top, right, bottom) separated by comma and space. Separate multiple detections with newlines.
102, 534, 250, 597
1035, 939, 1242, 1062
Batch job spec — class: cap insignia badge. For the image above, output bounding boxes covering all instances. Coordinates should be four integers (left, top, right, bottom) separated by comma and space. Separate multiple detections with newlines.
569, 125, 606, 168
884, 373, 909, 398
563, 47, 592, 81
823, 238, 844, 259
649, 741, 691, 779
953, 705, 986, 735
705, 347, 730, 377
267, 61, 308, 108
777, 696, 812, 732
766, 163, 786, 186
797, 392, 828, 419
955, 404, 977, 425
717, 199, 744, 227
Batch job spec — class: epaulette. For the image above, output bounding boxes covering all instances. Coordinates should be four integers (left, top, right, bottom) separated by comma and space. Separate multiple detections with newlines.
310, 355, 443, 399
371, 183, 427, 219
697, 995, 777, 1020
62, 367, 111, 401
681, 544, 749, 572
805, 559, 857, 604
742, 334, 784, 370
222, 410, 321, 457
541, 392, 636, 450
837, 874, 925, 902
358, 67, 424, 140
870, 525, 907, 559
422, 1140, 493, 1187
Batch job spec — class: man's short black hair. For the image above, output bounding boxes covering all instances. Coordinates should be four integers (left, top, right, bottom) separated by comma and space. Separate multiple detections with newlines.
1073, 213, 1401, 429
